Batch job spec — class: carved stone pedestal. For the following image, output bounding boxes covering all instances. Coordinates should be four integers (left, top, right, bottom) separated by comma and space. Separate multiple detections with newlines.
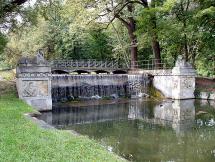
16, 52, 52, 111
153, 55, 196, 99
171, 56, 196, 99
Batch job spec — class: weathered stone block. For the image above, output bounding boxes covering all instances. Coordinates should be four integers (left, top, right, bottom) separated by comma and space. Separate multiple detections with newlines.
153, 55, 196, 99
153, 76, 173, 98
171, 76, 195, 99
22, 80, 48, 97
16, 52, 52, 111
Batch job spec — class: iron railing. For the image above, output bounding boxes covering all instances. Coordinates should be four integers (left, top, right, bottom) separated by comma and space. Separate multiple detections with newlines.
50, 60, 127, 69
130, 59, 174, 70
50, 59, 174, 70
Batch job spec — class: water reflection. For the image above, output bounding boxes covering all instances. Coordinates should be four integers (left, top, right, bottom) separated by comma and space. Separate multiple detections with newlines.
155, 100, 195, 135
39, 100, 215, 134
41, 102, 130, 127
38, 99, 215, 162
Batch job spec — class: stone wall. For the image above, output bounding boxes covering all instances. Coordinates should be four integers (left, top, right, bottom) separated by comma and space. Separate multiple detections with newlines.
153, 76, 173, 98
195, 77, 215, 100
196, 92, 215, 100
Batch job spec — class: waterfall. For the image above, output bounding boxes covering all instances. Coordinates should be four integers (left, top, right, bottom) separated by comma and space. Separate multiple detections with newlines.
52, 74, 149, 102
127, 74, 149, 97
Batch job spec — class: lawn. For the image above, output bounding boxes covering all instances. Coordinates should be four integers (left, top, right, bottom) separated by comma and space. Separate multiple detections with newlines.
0, 69, 16, 81
0, 81, 124, 162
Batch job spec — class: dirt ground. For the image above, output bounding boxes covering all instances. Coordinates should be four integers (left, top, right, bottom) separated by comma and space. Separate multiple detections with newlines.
0, 81, 16, 96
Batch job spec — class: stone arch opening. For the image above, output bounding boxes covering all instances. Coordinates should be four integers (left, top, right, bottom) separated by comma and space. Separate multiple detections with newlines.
112, 70, 127, 74
52, 70, 69, 74
73, 70, 90, 74
94, 70, 110, 74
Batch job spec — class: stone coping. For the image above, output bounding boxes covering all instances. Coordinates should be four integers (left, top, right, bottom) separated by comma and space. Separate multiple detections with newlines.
25, 112, 80, 135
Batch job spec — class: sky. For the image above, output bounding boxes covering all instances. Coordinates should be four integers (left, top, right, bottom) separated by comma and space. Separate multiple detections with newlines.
23, 0, 37, 7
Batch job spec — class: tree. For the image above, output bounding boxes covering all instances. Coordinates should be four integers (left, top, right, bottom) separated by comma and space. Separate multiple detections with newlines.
172, 0, 192, 61
0, 0, 32, 67
1, 0, 214, 77
148, 0, 162, 67
97, 0, 139, 68
135, 0, 164, 67
94, 0, 164, 68
3, 0, 114, 64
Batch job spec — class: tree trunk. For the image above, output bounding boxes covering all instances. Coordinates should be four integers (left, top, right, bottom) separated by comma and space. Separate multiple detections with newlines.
184, 33, 189, 61
127, 4, 138, 69
127, 25, 138, 69
150, 0, 161, 68
114, 3, 138, 69
151, 35, 161, 68
130, 38, 138, 69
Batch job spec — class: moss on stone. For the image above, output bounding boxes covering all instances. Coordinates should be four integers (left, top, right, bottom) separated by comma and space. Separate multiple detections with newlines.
148, 85, 165, 100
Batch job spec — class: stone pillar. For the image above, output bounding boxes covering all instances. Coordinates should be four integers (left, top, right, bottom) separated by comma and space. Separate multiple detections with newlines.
16, 52, 52, 111
171, 55, 196, 99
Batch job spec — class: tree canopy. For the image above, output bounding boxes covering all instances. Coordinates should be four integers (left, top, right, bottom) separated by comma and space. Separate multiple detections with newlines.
0, 0, 214, 77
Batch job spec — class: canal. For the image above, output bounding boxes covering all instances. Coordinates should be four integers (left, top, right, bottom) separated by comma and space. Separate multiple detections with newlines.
38, 99, 215, 162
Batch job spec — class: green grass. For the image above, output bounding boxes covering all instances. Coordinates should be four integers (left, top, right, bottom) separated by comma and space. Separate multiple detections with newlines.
0, 69, 16, 81
0, 87, 124, 161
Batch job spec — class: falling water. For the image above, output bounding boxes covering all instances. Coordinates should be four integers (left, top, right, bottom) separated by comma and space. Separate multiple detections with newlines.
127, 74, 149, 96
52, 74, 149, 102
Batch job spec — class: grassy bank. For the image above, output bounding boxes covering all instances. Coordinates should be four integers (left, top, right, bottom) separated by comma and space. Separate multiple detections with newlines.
0, 69, 16, 81
0, 82, 124, 162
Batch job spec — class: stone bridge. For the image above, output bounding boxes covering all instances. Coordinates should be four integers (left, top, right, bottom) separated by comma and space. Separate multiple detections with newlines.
16, 52, 196, 111
50, 60, 129, 74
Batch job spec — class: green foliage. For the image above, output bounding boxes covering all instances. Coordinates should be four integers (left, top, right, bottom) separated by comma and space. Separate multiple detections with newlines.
136, 0, 215, 76
0, 70, 15, 81
3, 1, 114, 62
107, 21, 130, 65
0, 0, 214, 77
87, 29, 113, 60
0, 33, 7, 66
194, 88, 201, 97
0, 33, 7, 54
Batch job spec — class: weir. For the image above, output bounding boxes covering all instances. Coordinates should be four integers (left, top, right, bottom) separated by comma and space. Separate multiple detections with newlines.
51, 74, 149, 102
16, 52, 196, 111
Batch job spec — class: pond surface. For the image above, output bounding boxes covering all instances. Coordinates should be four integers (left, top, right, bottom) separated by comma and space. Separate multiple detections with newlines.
38, 99, 215, 162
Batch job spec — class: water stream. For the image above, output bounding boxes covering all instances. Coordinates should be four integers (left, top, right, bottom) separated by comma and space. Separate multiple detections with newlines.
38, 99, 215, 162
51, 74, 149, 102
